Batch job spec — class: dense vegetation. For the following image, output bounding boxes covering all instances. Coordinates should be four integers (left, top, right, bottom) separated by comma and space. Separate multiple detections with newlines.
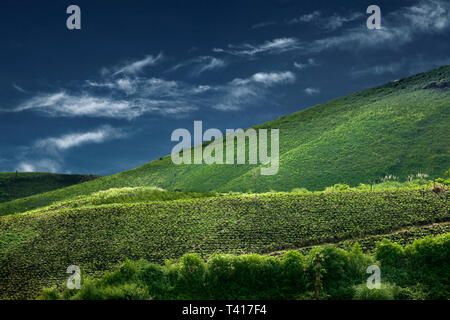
1, 186, 448, 299
0, 66, 449, 215
40, 233, 450, 300
272, 222, 450, 256
0, 172, 99, 203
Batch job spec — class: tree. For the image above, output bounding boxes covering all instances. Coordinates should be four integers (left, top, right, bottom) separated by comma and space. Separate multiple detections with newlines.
313, 252, 325, 300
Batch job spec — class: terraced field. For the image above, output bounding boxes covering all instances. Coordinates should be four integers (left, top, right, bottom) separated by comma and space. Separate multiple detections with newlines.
1, 188, 448, 299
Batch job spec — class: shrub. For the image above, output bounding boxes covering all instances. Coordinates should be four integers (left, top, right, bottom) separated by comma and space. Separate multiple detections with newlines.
375, 239, 405, 267
176, 254, 206, 298
291, 188, 309, 193
206, 254, 237, 299
353, 282, 399, 300
231, 254, 283, 299
347, 243, 374, 281
281, 251, 306, 294
39, 287, 60, 300
325, 184, 350, 192
306, 246, 354, 299
139, 263, 170, 299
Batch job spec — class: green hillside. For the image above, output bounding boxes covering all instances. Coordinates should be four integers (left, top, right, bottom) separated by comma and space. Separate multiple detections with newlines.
0, 172, 99, 203
0, 66, 449, 216
1, 187, 448, 299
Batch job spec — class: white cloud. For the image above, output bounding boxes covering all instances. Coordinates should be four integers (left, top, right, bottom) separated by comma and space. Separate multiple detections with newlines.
324, 12, 363, 30
192, 56, 226, 76
294, 58, 318, 70
213, 37, 301, 57
110, 53, 163, 76
230, 71, 296, 86
16, 92, 141, 120
401, 0, 450, 32
87, 78, 137, 95
304, 87, 320, 95
167, 56, 226, 76
287, 11, 362, 30
350, 55, 450, 78
15, 67, 296, 117
287, 11, 321, 24
12, 83, 29, 93
8, 41, 299, 120
212, 104, 242, 111
15, 159, 60, 173
251, 71, 296, 85
251, 21, 276, 29
351, 62, 404, 78
35, 125, 125, 152
306, 0, 450, 53
213, 71, 295, 111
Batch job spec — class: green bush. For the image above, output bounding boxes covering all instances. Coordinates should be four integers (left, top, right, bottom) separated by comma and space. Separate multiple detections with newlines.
176, 254, 206, 298
139, 263, 170, 299
281, 251, 306, 295
325, 184, 350, 192
375, 239, 405, 266
353, 282, 399, 300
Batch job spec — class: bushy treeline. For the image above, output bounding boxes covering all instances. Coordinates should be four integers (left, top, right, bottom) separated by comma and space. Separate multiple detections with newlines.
292, 171, 450, 193
41, 233, 449, 300
40, 187, 218, 212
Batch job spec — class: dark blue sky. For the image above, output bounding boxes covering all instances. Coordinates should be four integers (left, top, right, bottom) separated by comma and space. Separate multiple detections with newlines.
1, 0, 449, 175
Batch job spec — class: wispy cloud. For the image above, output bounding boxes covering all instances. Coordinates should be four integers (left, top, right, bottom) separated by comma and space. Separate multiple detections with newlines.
12, 83, 29, 93
193, 56, 226, 75
102, 53, 163, 76
351, 56, 450, 78
14, 126, 127, 173
324, 12, 363, 31
402, 0, 450, 32
15, 92, 141, 120
306, 0, 450, 53
287, 11, 321, 24
294, 58, 318, 70
169, 56, 227, 76
287, 11, 362, 31
251, 21, 276, 29
351, 62, 404, 78
224, 1, 450, 58
231, 71, 296, 86
9, 48, 296, 119
304, 87, 320, 95
35, 125, 125, 152
213, 71, 296, 111
213, 37, 301, 57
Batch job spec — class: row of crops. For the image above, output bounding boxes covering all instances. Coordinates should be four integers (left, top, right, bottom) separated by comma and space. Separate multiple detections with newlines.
0, 189, 448, 299
269, 222, 450, 256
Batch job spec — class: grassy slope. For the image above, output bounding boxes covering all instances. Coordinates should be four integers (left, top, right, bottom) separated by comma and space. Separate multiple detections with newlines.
0, 188, 448, 299
1, 66, 449, 216
0, 172, 99, 203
